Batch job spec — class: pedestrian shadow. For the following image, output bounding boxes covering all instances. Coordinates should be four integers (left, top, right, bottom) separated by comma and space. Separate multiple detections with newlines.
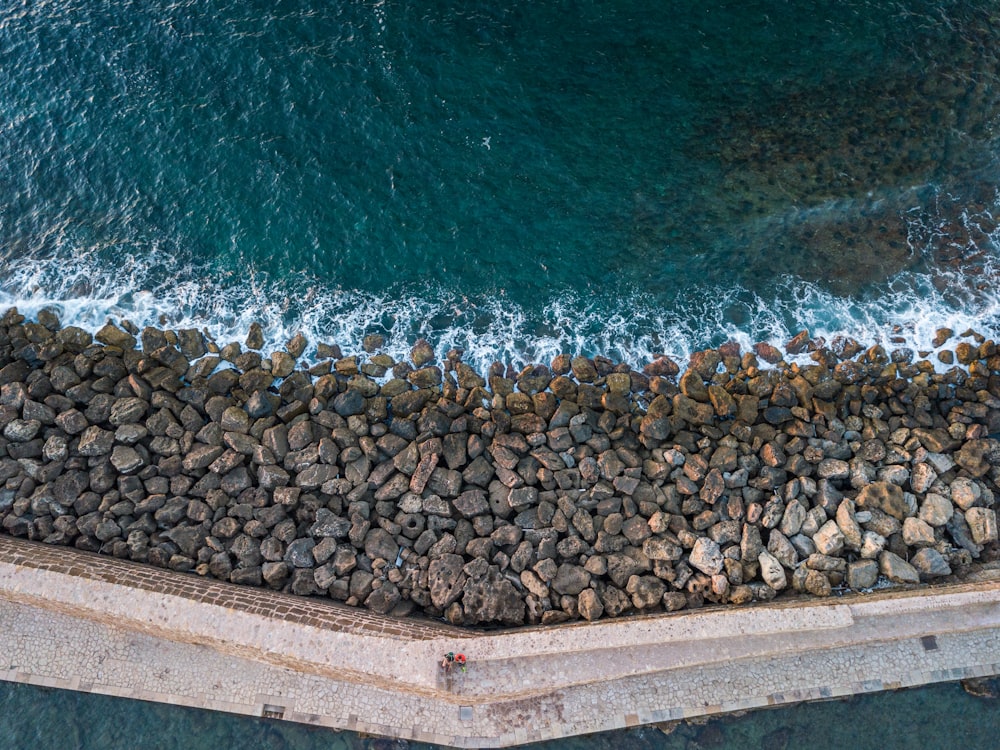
437, 665, 467, 692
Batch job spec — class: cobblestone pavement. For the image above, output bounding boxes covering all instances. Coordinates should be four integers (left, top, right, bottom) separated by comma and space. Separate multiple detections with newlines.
2, 536, 999, 748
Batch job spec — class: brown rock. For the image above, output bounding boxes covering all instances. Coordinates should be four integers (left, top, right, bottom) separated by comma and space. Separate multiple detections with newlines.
879, 550, 920, 584
577, 588, 604, 621
855, 481, 910, 520
429, 554, 466, 608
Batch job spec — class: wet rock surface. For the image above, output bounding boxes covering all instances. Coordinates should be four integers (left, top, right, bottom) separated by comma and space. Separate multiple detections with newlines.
0, 308, 999, 626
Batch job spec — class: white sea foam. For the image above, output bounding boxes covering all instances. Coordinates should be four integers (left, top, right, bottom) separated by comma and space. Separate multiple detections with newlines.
2, 231, 999, 376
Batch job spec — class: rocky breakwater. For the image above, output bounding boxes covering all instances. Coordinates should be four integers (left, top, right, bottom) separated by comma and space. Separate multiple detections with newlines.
0, 309, 999, 626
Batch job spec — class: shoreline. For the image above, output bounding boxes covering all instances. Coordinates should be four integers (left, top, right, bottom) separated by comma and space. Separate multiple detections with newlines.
2, 534, 999, 747
0, 307, 998, 628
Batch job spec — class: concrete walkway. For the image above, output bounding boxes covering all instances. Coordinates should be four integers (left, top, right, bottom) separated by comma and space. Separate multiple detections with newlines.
1, 536, 999, 748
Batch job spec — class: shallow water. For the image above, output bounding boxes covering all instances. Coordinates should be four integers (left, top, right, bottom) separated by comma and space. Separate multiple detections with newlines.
1, 678, 998, 750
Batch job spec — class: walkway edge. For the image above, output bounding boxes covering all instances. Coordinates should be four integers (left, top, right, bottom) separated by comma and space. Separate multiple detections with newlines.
2, 537, 1000, 747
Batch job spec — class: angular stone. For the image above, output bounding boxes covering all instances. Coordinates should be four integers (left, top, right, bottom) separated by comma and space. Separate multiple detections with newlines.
901, 517, 936, 548
642, 536, 681, 563
110, 445, 143, 474
950, 478, 982, 511
688, 537, 723, 575
855, 481, 910, 520
552, 564, 591, 596
77, 426, 114, 456
812, 520, 845, 556
672, 394, 714, 426
910, 548, 952, 578
910, 462, 938, 494
779, 499, 807, 537
835, 500, 863, 550
955, 439, 994, 478
577, 588, 604, 621
803, 570, 832, 597
966, 507, 998, 545
108, 397, 149, 427
461, 565, 525, 625
451, 489, 488, 518
879, 550, 920, 584
626, 575, 665, 609
309, 508, 350, 539
3, 419, 40, 442
364, 527, 399, 562
758, 550, 787, 591
859, 530, 887, 560
816, 458, 850, 481
846, 559, 879, 589
919, 493, 954, 527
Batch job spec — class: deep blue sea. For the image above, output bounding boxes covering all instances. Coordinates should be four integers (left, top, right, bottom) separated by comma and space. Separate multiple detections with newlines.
2, 0, 1000, 746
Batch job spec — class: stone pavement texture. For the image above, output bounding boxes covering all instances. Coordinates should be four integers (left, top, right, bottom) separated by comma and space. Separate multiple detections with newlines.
1, 536, 999, 748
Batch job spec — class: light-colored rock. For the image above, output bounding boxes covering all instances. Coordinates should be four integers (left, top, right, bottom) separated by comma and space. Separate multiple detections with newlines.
901, 517, 936, 548
817, 458, 850, 481
910, 462, 938, 494
779, 499, 807, 537
835, 500, 863, 550
577, 588, 604, 621
688, 537, 724, 575
924, 452, 955, 474
879, 551, 920, 584
812, 520, 845, 556
757, 550, 787, 591
966, 508, 998, 545
859, 530, 886, 560
919, 493, 954, 527
950, 478, 982, 511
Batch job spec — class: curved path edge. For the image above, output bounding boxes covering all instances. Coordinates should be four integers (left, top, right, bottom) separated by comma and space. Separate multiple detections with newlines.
1, 536, 999, 748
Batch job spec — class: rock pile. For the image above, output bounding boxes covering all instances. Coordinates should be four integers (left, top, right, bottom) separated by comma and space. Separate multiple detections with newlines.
1, 307, 998, 626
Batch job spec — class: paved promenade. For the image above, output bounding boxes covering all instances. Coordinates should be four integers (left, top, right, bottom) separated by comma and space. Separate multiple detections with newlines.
1, 536, 999, 748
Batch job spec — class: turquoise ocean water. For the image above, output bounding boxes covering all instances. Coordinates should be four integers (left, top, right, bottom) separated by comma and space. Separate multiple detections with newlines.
4, 1, 1000, 367
2, 0, 1000, 746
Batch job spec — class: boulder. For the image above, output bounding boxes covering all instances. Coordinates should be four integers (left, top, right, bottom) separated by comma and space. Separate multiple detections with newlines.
812, 520, 845, 557
688, 537, 723, 575
879, 551, 920, 584
919, 494, 953, 527
966, 508, 998, 545
577, 588, 604, 621
429, 554, 466, 609
461, 565, 525, 625
552, 564, 591, 596
758, 550, 787, 591
855, 481, 910, 520
846, 559, 879, 590
910, 548, 952, 578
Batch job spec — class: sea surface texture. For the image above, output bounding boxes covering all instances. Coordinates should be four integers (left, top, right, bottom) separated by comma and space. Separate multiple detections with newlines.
3, 1, 1000, 369
2, 0, 1000, 747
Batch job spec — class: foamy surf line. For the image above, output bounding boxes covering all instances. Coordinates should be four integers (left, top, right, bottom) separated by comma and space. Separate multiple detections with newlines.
1, 251, 999, 373
0, 288, 997, 377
